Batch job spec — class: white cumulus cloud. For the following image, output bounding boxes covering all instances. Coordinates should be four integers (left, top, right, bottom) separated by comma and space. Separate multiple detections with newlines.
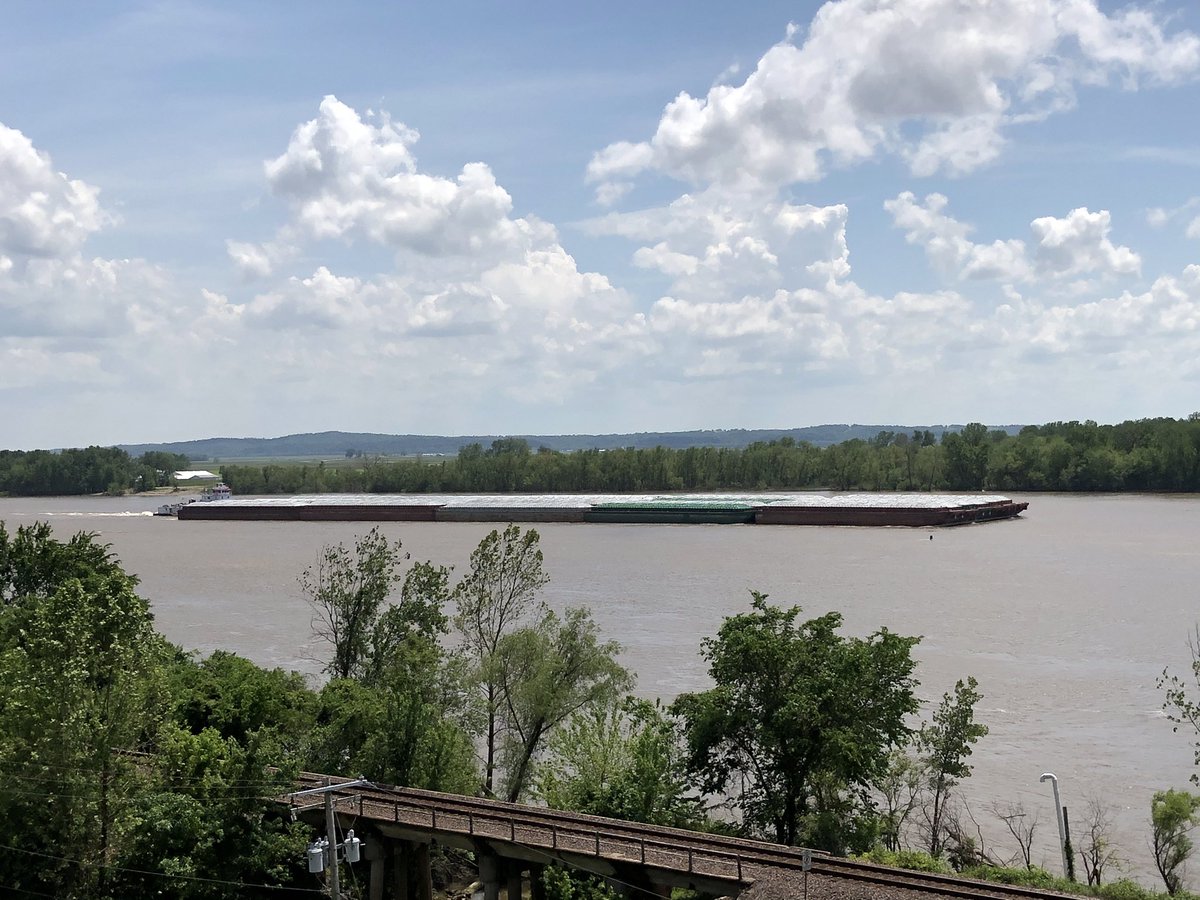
587, 0, 1200, 195
0, 120, 188, 348
0, 123, 110, 260
262, 96, 539, 265
220, 97, 636, 404
887, 192, 1140, 283
885, 192, 1030, 281
1031, 208, 1140, 278
587, 190, 850, 303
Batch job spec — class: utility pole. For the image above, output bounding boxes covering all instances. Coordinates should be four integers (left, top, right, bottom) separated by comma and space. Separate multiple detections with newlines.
326, 782, 340, 900
288, 778, 369, 899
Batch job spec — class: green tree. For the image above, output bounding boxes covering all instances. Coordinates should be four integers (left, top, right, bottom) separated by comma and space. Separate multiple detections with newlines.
137, 451, 191, 486
0, 521, 126, 605
454, 524, 549, 794
1159, 627, 1200, 785
918, 677, 988, 857
305, 551, 477, 792
491, 606, 631, 801
1151, 788, 1200, 895
302, 526, 408, 680
0, 529, 167, 898
360, 560, 453, 687
166, 649, 317, 749
308, 655, 477, 793
874, 749, 923, 852
0, 524, 318, 899
538, 696, 702, 828
672, 593, 920, 851
110, 723, 309, 900
942, 423, 990, 490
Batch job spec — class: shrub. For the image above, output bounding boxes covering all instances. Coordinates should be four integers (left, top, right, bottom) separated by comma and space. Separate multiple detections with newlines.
855, 847, 953, 874
1097, 880, 1154, 900
961, 865, 1058, 888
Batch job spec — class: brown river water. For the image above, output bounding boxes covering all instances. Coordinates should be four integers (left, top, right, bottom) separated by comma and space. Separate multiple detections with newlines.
2, 492, 1196, 884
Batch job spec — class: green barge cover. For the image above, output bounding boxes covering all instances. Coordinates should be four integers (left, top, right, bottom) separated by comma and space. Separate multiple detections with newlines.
585, 499, 756, 525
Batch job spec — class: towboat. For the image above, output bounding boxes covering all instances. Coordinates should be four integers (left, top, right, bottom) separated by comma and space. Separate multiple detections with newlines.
156, 483, 232, 516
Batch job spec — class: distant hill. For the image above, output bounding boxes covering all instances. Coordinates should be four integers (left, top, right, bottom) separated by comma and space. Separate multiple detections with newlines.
119, 425, 1024, 461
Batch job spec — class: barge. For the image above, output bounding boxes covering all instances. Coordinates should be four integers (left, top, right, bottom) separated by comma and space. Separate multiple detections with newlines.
176, 492, 1028, 527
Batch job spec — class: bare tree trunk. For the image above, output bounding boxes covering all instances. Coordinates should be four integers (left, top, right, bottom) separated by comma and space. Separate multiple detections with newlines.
992, 801, 1039, 869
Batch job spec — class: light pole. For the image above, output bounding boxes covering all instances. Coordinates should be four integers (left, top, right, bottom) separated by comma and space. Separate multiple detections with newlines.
1040, 772, 1068, 878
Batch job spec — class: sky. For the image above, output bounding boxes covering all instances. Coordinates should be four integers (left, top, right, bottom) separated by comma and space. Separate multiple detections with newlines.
4, 0, 1200, 449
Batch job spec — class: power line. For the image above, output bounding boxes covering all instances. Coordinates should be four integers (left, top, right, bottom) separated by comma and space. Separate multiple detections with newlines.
9, 755, 304, 786
0, 782, 295, 803
0, 881, 59, 898
0, 841, 327, 895
3, 763, 303, 791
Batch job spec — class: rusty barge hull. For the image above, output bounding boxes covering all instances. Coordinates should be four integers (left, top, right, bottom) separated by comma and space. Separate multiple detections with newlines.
179, 503, 440, 522
753, 499, 1029, 527
177, 493, 1028, 527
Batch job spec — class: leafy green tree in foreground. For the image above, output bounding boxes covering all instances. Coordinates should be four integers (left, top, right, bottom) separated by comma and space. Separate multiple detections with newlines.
1159, 626, 1200, 785
537, 695, 703, 828
454, 524, 549, 794
672, 593, 920, 852
0, 520, 128, 604
302, 525, 407, 680
309, 663, 478, 793
1151, 788, 1200, 895
302, 536, 477, 792
361, 559, 453, 685
110, 723, 309, 900
919, 676, 989, 857
492, 605, 631, 801
167, 648, 317, 748
0, 522, 317, 899
0, 530, 166, 898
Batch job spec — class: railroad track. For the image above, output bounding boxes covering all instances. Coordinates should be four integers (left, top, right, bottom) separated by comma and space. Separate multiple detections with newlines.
289, 773, 1089, 900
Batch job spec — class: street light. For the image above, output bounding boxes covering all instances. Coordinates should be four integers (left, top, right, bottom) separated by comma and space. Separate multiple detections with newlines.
1040, 772, 1069, 878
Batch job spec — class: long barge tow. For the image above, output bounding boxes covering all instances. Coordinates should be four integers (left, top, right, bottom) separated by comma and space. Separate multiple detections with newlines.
176, 492, 1027, 527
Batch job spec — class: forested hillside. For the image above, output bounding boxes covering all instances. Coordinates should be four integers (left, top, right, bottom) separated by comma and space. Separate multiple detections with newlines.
5, 417, 1200, 496
119, 424, 994, 459
219, 418, 1200, 495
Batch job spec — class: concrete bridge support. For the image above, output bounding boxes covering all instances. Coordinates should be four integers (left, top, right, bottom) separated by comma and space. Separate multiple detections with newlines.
506, 863, 523, 900
364, 837, 386, 900
529, 863, 546, 900
478, 850, 502, 900
414, 842, 434, 900
356, 833, 434, 900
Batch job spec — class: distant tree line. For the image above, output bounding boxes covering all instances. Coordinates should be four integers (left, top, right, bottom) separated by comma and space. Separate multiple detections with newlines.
6, 415, 1200, 497
219, 416, 1200, 495
0, 448, 192, 496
